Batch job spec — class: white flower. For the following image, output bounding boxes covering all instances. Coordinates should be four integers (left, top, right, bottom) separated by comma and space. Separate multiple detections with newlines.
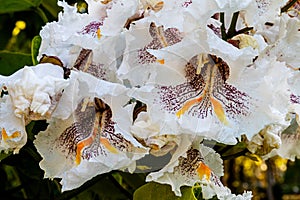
253, 0, 288, 24
259, 14, 300, 69
34, 71, 147, 191
247, 123, 284, 156
0, 64, 68, 153
263, 116, 300, 161
38, 0, 138, 81
0, 93, 26, 154
146, 141, 251, 199
7, 65, 68, 123
118, 20, 184, 87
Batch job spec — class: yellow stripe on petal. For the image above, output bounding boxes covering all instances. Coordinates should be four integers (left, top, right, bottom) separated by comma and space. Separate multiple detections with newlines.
156, 59, 165, 64
101, 0, 112, 4
210, 97, 229, 125
100, 138, 119, 154
176, 96, 203, 118
75, 112, 100, 165
97, 28, 102, 39
197, 162, 211, 180
75, 136, 95, 165
1, 128, 21, 141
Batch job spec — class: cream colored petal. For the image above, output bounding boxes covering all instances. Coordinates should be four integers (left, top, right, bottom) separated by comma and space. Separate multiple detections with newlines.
264, 117, 300, 161
34, 71, 147, 191
0, 64, 67, 153
247, 123, 284, 156
6, 64, 68, 123
146, 139, 251, 198
0, 96, 26, 154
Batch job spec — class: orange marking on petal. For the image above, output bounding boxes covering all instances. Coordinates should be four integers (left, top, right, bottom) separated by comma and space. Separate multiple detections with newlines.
75, 112, 100, 165
100, 138, 118, 154
210, 97, 229, 125
176, 96, 203, 118
75, 136, 94, 165
197, 162, 211, 180
1, 128, 21, 141
97, 28, 102, 39
11, 131, 21, 138
1, 128, 8, 140
156, 59, 165, 64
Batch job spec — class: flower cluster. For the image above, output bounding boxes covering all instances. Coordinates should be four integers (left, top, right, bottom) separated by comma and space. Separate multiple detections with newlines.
1, 0, 299, 199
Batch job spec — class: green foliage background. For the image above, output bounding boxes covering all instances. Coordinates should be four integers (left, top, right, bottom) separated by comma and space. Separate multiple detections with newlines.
0, 0, 299, 199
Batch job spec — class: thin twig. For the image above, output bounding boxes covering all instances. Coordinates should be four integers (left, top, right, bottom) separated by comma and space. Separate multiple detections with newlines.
221, 149, 249, 160
227, 11, 239, 38
281, 0, 298, 13
220, 12, 227, 40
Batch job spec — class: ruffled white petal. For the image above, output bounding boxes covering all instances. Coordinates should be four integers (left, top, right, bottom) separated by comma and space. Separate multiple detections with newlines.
34, 70, 147, 191
7, 64, 68, 121
1, 64, 67, 153
0, 95, 26, 153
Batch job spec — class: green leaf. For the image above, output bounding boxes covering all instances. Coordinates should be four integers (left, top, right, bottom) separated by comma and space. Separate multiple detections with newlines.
0, 0, 42, 14
59, 174, 131, 200
31, 35, 42, 65
0, 152, 12, 162
41, 0, 62, 18
133, 182, 196, 200
221, 142, 248, 158
0, 51, 32, 75
118, 172, 146, 192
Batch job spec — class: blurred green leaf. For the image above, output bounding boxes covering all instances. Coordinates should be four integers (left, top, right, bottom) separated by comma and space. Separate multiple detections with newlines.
58, 173, 131, 200
244, 153, 259, 162
133, 182, 196, 200
0, 51, 32, 75
31, 35, 42, 65
0, 152, 12, 162
41, 0, 62, 18
220, 142, 249, 160
0, 0, 42, 14
117, 172, 146, 193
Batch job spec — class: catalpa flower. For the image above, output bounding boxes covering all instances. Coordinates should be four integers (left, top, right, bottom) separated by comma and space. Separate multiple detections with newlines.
261, 116, 300, 161
128, 1, 295, 141
257, 14, 300, 69
0, 90, 26, 153
34, 70, 147, 191
246, 123, 284, 156
245, 0, 288, 27
0, 64, 68, 153
38, 0, 138, 81
276, 118, 300, 161
131, 109, 195, 171
146, 142, 252, 199
118, 20, 184, 87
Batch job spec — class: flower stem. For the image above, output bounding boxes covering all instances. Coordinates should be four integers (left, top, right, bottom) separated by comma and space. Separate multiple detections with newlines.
221, 149, 249, 160
281, 0, 297, 13
220, 12, 227, 40
34, 7, 48, 24
227, 11, 239, 39
236, 27, 253, 35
